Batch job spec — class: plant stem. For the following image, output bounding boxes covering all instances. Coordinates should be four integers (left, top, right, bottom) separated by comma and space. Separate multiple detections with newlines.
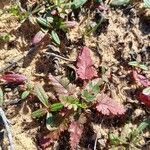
0, 107, 14, 150
44, 52, 75, 62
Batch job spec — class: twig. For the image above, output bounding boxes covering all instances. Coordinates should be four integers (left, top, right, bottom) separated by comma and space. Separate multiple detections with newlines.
44, 52, 75, 62
0, 107, 14, 150
94, 134, 98, 150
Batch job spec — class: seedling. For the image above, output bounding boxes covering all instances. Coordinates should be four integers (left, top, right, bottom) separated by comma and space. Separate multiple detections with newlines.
128, 61, 148, 71
31, 47, 125, 149
109, 119, 150, 149
21, 82, 33, 100
9, 4, 29, 21
0, 34, 11, 42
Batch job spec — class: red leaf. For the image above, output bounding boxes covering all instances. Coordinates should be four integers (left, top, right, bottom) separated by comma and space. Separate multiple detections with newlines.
139, 93, 150, 107
76, 47, 97, 80
132, 70, 150, 87
0, 73, 27, 84
69, 121, 83, 150
96, 93, 126, 115
32, 31, 46, 45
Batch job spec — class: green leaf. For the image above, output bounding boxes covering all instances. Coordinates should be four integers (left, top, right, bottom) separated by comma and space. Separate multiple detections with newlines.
128, 61, 139, 67
77, 102, 87, 108
46, 113, 64, 131
32, 108, 47, 118
138, 118, 150, 131
72, 0, 87, 9
144, 0, 150, 8
9, 4, 29, 21
143, 87, 150, 95
128, 61, 148, 70
0, 34, 11, 42
46, 113, 58, 131
34, 83, 49, 107
95, 0, 102, 2
139, 64, 148, 71
81, 79, 101, 102
21, 91, 30, 100
51, 30, 60, 45
0, 88, 3, 106
109, 133, 122, 145
27, 83, 33, 90
59, 95, 83, 110
50, 103, 64, 111
36, 17, 52, 28
110, 0, 130, 6
82, 90, 95, 102
130, 118, 150, 141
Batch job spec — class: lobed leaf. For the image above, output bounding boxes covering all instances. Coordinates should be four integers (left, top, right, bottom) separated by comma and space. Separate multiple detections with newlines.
81, 78, 101, 102
96, 93, 126, 115
69, 121, 83, 150
76, 47, 97, 80
34, 83, 49, 107
59, 95, 86, 110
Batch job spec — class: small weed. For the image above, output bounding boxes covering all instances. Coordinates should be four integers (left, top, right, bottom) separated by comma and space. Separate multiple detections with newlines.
109, 119, 150, 149
128, 61, 148, 71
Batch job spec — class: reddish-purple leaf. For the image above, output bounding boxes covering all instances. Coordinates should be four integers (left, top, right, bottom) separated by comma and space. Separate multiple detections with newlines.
76, 47, 97, 80
0, 73, 27, 84
69, 121, 83, 150
32, 31, 46, 45
132, 70, 150, 87
139, 93, 150, 107
96, 93, 126, 115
